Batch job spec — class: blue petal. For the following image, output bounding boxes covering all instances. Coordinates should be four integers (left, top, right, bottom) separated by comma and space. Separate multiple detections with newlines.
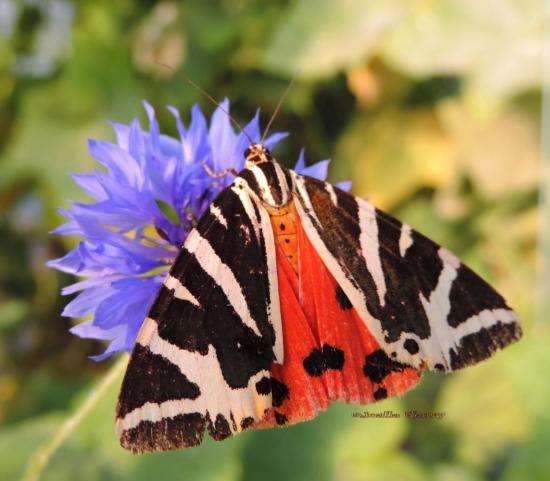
183, 104, 210, 165
299, 159, 330, 180
62, 275, 123, 295
49, 100, 310, 360
335, 180, 352, 192
50, 217, 82, 236
167, 105, 187, 140
93, 277, 154, 330
293, 149, 330, 180
208, 98, 237, 173
234, 110, 261, 166
71, 321, 122, 341
293, 150, 353, 189
294, 148, 306, 171
88, 326, 129, 361
110, 121, 130, 150
88, 140, 144, 189
77, 276, 163, 359
71, 173, 107, 200
47, 245, 93, 276
63, 284, 116, 318
127, 118, 146, 178
264, 132, 288, 150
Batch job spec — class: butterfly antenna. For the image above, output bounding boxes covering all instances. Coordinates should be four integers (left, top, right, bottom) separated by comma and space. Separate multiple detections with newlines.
157, 62, 254, 144
260, 72, 300, 145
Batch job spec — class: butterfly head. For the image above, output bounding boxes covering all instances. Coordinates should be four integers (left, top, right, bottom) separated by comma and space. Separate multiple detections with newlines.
239, 142, 292, 208
244, 143, 273, 168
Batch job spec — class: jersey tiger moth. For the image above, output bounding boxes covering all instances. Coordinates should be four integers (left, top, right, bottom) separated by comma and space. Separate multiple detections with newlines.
115, 141, 522, 453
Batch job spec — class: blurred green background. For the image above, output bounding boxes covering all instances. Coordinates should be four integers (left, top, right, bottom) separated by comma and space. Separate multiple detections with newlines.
0, 1, 548, 480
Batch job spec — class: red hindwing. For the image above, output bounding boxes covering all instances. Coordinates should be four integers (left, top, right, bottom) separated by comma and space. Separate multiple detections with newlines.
255, 206, 421, 428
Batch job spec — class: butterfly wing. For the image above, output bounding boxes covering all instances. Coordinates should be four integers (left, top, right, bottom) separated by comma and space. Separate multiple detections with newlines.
116, 179, 282, 453
253, 210, 422, 429
291, 172, 522, 373
116, 161, 522, 452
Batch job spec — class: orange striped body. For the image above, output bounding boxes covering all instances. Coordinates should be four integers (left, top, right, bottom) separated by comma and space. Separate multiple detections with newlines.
266, 201, 299, 274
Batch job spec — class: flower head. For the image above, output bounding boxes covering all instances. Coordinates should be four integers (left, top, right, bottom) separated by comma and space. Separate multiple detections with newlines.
48, 100, 350, 360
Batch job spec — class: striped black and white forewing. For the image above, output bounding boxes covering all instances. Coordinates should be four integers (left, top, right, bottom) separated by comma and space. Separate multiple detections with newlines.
116, 181, 281, 453
292, 172, 521, 373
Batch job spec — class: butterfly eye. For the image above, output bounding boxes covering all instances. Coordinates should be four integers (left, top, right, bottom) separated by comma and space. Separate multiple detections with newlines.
244, 147, 251, 158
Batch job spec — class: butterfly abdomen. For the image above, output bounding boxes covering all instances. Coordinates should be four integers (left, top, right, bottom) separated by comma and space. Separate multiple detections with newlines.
266, 201, 299, 274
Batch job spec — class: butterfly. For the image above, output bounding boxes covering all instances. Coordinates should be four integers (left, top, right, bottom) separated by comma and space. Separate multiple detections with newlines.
115, 140, 522, 453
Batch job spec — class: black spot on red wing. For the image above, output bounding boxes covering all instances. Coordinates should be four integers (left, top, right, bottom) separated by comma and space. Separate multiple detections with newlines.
335, 286, 353, 310
274, 411, 288, 425
270, 378, 290, 407
323, 344, 345, 370
207, 414, 232, 441
240, 416, 255, 430
303, 344, 345, 376
404, 339, 420, 355
303, 348, 325, 376
280, 223, 286, 230
255, 376, 272, 395
363, 349, 410, 384
374, 387, 388, 400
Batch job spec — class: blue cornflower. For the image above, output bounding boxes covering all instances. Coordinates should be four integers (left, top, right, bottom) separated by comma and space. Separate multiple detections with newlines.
48, 100, 350, 360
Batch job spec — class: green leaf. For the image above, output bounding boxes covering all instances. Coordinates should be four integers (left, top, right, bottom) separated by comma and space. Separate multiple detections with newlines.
263, 0, 407, 78
0, 299, 28, 331
26, 356, 243, 481
501, 418, 550, 481
332, 398, 407, 462
430, 464, 485, 481
0, 414, 62, 481
0, 84, 112, 224
500, 329, 550, 423
379, 0, 546, 113
329, 398, 431, 481
438, 101, 539, 198
334, 109, 457, 210
241, 402, 350, 481
436, 341, 530, 467
335, 451, 428, 481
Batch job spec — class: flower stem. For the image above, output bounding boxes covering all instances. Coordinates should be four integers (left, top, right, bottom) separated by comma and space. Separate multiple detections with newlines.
20, 355, 128, 481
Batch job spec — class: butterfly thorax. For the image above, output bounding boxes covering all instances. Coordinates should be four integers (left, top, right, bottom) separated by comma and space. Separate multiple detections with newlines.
239, 144, 293, 208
